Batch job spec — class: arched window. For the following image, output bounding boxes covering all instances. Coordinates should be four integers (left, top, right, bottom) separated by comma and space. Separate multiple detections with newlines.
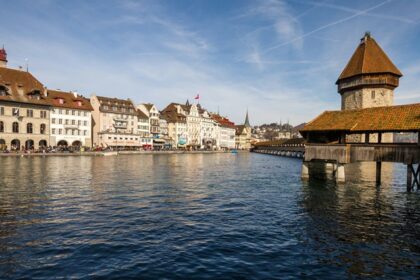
27, 123, 33, 134
12, 122, 19, 133
0, 121, 3, 132
40, 123, 46, 134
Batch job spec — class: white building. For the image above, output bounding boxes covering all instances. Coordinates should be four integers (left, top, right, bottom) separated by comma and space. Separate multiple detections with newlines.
48, 90, 93, 147
199, 108, 219, 149
136, 109, 152, 148
211, 114, 236, 149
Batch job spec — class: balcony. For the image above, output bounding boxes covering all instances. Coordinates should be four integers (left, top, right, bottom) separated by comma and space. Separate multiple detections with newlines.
338, 76, 399, 92
113, 117, 129, 122
113, 123, 128, 129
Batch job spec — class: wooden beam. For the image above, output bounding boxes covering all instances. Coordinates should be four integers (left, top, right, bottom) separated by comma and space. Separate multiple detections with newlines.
378, 133, 382, 144
407, 164, 413, 192
376, 161, 382, 186
365, 133, 370, 143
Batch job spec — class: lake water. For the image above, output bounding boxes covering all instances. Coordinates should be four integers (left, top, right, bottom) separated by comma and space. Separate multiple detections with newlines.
0, 153, 419, 279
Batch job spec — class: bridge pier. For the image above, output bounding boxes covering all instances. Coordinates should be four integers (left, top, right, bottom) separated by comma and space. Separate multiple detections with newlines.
301, 161, 309, 180
407, 163, 419, 192
335, 163, 345, 183
376, 161, 382, 186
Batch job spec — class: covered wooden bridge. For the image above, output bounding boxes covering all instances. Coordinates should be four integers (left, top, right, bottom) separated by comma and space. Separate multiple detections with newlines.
251, 138, 305, 158
300, 103, 420, 191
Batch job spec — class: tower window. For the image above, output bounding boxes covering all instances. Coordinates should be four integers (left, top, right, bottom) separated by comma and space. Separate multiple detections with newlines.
371, 91, 375, 99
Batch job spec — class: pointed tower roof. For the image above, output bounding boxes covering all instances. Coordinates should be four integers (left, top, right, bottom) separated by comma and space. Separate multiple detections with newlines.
244, 110, 250, 127
186, 99, 190, 106
336, 32, 402, 83
0, 46, 7, 62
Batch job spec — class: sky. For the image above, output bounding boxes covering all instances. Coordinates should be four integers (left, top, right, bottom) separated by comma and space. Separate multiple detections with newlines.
1, 0, 420, 125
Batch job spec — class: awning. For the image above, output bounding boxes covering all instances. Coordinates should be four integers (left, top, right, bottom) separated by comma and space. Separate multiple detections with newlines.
153, 139, 166, 143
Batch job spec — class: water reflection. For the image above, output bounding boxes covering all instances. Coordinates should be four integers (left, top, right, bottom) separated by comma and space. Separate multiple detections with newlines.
0, 154, 419, 279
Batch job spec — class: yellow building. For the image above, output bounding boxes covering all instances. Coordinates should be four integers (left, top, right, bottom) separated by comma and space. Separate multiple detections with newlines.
235, 110, 252, 150
0, 48, 50, 150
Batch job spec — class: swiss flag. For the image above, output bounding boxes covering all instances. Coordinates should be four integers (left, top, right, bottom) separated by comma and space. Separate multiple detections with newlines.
194, 94, 200, 100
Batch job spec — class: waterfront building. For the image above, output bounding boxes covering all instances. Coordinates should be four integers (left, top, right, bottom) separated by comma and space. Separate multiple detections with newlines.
0, 50, 50, 150
199, 106, 219, 149
235, 110, 252, 149
177, 102, 202, 149
136, 109, 152, 149
48, 90, 93, 147
158, 117, 173, 149
90, 95, 140, 149
137, 103, 164, 149
161, 103, 188, 149
211, 114, 236, 149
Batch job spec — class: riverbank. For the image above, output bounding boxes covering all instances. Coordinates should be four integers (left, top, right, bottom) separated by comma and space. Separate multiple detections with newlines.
0, 150, 249, 157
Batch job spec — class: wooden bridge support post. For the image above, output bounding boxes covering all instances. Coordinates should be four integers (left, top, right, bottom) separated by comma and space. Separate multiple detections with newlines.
335, 163, 345, 183
301, 161, 309, 180
376, 161, 382, 186
407, 164, 413, 192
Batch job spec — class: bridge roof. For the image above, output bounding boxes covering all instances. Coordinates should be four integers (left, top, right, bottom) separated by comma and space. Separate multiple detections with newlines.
301, 103, 420, 133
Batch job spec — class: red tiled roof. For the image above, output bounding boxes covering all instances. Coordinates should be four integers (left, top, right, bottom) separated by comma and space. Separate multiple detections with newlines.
47, 90, 93, 111
96, 95, 137, 115
301, 103, 420, 133
0, 67, 50, 106
337, 34, 402, 82
211, 114, 235, 128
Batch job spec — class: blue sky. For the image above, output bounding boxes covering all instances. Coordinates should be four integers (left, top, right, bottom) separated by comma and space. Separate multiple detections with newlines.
1, 0, 420, 125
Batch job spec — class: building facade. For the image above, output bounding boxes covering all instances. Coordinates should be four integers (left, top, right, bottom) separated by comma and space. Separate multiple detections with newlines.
235, 110, 252, 149
136, 109, 152, 148
90, 95, 140, 149
0, 54, 50, 151
161, 103, 188, 148
212, 114, 236, 149
48, 90, 93, 147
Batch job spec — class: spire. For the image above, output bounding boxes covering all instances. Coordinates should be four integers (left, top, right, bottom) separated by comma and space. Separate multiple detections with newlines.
336, 32, 402, 83
244, 109, 250, 127
186, 99, 190, 106
0, 46, 7, 67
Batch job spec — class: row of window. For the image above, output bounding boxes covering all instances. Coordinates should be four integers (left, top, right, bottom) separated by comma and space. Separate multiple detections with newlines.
103, 105, 134, 113
0, 121, 46, 134
52, 119, 89, 126
51, 128, 88, 136
107, 136, 138, 141
0, 107, 48, 118
53, 109, 88, 116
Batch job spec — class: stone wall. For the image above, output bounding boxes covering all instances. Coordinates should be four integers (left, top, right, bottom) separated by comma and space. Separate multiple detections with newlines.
341, 88, 394, 110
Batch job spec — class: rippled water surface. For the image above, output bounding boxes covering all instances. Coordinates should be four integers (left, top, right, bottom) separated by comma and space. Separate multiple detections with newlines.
0, 153, 419, 279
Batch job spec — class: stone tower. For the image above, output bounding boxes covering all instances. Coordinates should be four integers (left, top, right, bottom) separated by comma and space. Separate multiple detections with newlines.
0, 47, 7, 68
336, 32, 402, 110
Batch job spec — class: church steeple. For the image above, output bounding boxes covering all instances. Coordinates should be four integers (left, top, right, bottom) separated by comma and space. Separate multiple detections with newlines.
244, 109, 250, 127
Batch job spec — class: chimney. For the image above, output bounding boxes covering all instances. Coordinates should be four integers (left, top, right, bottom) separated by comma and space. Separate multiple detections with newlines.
0, 46, 7, 67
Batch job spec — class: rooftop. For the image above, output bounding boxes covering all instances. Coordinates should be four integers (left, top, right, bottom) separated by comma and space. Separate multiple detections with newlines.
300, 103, 420, 133
337, 33, 402, 82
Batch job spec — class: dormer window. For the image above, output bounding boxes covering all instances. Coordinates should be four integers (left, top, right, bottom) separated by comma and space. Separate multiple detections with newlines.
28, 90, 41, 100
0, 85, 9, 96
58, 98, 64, 104
76, 101, 82, 107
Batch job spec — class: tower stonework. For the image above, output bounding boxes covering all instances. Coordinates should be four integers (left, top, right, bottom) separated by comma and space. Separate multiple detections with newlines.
337, 32, 402, 111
